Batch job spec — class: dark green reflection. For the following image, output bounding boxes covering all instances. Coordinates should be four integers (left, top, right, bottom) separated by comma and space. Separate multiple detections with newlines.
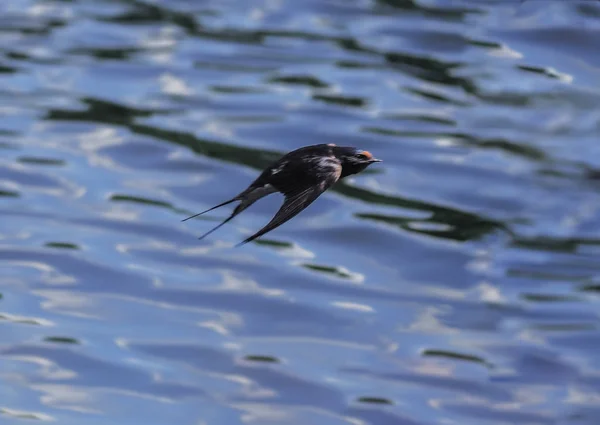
580, 284, 600, 293
357, 396, 394, 405
0, 64, 17, 74
69, 47, 141, 60
44, 97, 280, 171
102, 0, 199, 33
521, 293, 581, 303
302, 263, 354, 279
254, 239, 293, 248
518, 65, 562, 80
244, 355, 280, 363
110, 194, 172, 209
209, 85, 266, 94
18, 157, 65, 166
45, 242, 80, 250
422, 349, 490, 367
46, 97, 167, 126
532, 323, 596, 332
110, 194, 189, 215
14, 18, 66, 36
376, 0, 481, 20
356, 212, 503, 241
385, 51, 476, 93
267, 75, 329, 88
511, 236, 600, 253
0, 190, 20, 198
313, 94, 367, 108
468, 39, 502, 49
44, 336, 81, 345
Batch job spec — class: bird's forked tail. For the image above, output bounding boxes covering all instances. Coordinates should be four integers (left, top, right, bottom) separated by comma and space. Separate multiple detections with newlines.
181, 198, 237, 222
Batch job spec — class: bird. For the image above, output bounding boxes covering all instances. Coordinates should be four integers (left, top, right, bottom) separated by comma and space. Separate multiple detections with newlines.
182, 143, 381, 245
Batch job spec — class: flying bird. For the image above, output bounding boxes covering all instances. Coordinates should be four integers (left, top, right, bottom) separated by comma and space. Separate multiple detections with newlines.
182, 143, 381, 245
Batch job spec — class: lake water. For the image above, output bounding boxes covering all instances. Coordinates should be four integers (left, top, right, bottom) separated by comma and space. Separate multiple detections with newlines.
2, 0, 600, 424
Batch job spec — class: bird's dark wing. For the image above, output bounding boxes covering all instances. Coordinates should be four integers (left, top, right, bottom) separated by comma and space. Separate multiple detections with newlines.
245, 144, 335, 191
238, 160, 341, 245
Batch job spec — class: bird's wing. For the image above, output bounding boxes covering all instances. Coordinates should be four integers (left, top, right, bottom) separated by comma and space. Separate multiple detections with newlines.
238, 159, 341, 245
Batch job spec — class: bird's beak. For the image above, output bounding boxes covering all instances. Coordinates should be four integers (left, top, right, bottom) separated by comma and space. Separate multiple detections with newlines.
370, 158, 382, 163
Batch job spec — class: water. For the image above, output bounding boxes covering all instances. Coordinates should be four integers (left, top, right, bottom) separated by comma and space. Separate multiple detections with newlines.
2, 0, 600, 423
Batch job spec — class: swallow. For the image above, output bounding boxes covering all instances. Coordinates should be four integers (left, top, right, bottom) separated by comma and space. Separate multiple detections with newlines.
182, 143, 381, 245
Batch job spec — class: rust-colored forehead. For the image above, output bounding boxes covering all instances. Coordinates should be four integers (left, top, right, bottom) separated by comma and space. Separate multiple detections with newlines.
360, 150, 373, 159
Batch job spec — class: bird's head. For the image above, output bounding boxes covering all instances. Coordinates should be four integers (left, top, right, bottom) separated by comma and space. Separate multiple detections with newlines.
333, 146, 382, 177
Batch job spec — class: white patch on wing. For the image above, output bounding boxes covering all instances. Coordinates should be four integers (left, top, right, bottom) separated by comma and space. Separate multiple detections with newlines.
246, 184, 277, 202
271, 161, 287, 175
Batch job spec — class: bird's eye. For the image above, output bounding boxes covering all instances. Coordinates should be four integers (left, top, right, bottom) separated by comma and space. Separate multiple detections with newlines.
356, 151, 372, 160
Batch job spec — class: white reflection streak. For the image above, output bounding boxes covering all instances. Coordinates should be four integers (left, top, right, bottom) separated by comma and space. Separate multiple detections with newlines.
3, 260, 76, 287
3, 355, 74, 380
237, 403, 289, 423
414, 361, 455, 378
159, 74, 194, 97
143, 25, 178, 64
35, 290, 98, 319
35, 384, 99, 414
0, 407, 55, 422
199, 312, 244, 336
77, 127, 125, 172
0, 312, 53, 327
408, 306, 457, 334
474, 281, 506, 304
566, 386, 600, 405
220, 272, 284, 297
490, 43, 523, 59
331, 301, 374, 313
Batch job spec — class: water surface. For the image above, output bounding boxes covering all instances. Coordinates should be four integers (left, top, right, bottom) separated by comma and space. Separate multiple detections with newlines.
2, 0, 600, 424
